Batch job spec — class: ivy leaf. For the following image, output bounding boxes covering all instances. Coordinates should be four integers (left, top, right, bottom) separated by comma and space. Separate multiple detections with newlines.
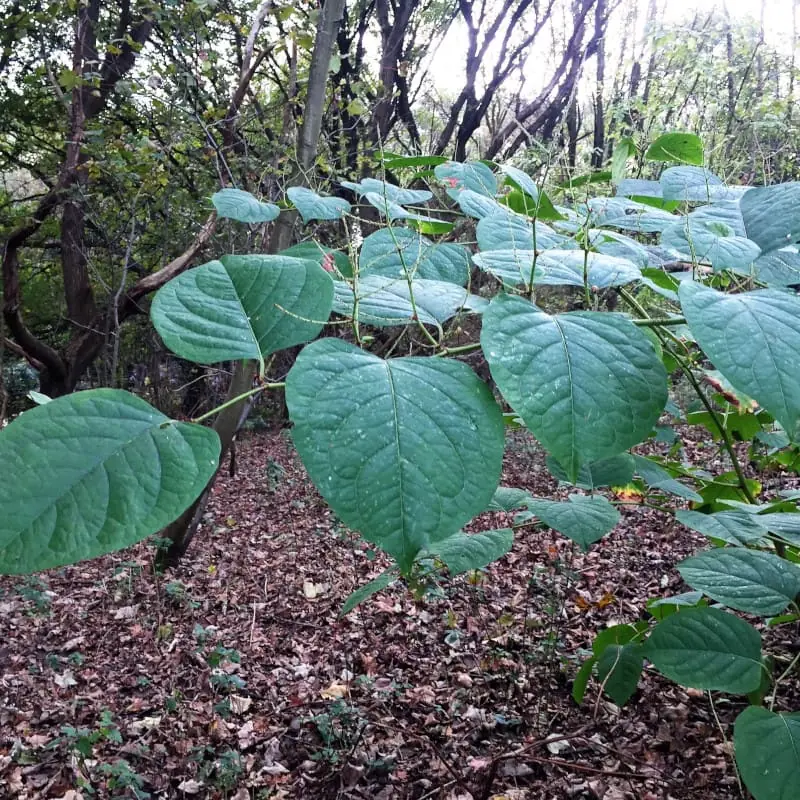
740, 182, 800, 253
645, 607, 762, 694
286, 340, 505, 572
645, 132, 704, 165
430, 528, 514, 574
211, 188, 279, 223
734, 707, 800, 800
678, 548, 800, 616
679, 283, 800, 441
522, 494, 620, 551
287, 186, 350, 223
0, 390, 219, 574
482, 295, 667, 481
151, 256, 333, 368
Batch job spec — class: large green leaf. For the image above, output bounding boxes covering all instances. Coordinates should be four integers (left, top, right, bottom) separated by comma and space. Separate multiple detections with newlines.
679, 283, 800, 441
741, 182, 800, 253
734, 707, 800, 800
287, 186, 350, 223
332, 277, 476, 327
0, 390, 220, 574
474, 249, 641, 289
660, 166, 723, 202
151, 256, 334, 368
340, 177, 432, 205
535, 251, 642, 287
661, 217, 760, 272
434, 161, 497, 196
596, 644, 644, 706
431, 528, 514, 574
476, 211, 570, 252
632, 455, 703, 502
360, 228, 470, 285
645, 132, 704, 165
285, 340, 505, 571
546, 454, 636, 489
676, 509, 769, 546
365, 193, 440, 223
340, 570, 398, 616
645, 607, 762, 693
754, 249, 800, 286
211, 188, 279, 223
523, 494, 620, 551
455, 189, 505, 219
678, 548, 800, 616
282, 241, 352, 278
482, 295, 667, 480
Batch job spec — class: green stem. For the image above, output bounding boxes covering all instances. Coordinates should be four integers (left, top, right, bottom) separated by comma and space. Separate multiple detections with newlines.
436, 341, 482, 357
631, 316, 687, 328
190, 383, 284, 424
386, 222, 440, 348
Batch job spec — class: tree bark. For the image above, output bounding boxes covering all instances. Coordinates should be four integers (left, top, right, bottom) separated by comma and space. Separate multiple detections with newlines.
157, 0, 348, 567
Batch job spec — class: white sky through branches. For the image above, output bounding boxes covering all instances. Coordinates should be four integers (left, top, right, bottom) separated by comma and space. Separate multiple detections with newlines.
426, 0, 796, 94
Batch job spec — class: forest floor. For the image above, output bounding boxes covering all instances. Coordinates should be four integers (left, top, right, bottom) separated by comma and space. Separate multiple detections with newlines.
1, 426, 797, 800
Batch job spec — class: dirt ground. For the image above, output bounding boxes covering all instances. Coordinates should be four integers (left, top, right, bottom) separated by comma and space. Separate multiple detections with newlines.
1, 427, 796, 800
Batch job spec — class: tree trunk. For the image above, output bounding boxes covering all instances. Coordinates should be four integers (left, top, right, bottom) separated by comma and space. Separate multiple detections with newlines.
157, 0, 348, 567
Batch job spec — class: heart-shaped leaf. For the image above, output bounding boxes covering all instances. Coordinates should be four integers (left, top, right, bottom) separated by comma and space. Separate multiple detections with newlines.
434, 161, 497, 196
753, 249, 800, 286
482, 295, 667, 480
287, 186, 350, 223
286, 340, 504, 571
340, 178, 432, 205
332, 277, 476, 327
151, 255, 333, 369
660, 166, 723, 202
632, 455, 702, 502
596, 644, 644, 706
477, 212, 570, 252
661, 217, 760, 272
676, 509, 769, 546
734, 707, 800, 800
212, 188, 279, 223
740, 182, 800, 253
523, 494, 620, 550
455, 189, 505, 219
282, 242, 352, 278
678, 548, 800, 616
0, 390, 219, 574
360, 228, 470, 285
645, 132, 704, 165
679, 283, 800, 440
430, 528, 513, 574
546, 454, 636, 489
645, 607, 762, 693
